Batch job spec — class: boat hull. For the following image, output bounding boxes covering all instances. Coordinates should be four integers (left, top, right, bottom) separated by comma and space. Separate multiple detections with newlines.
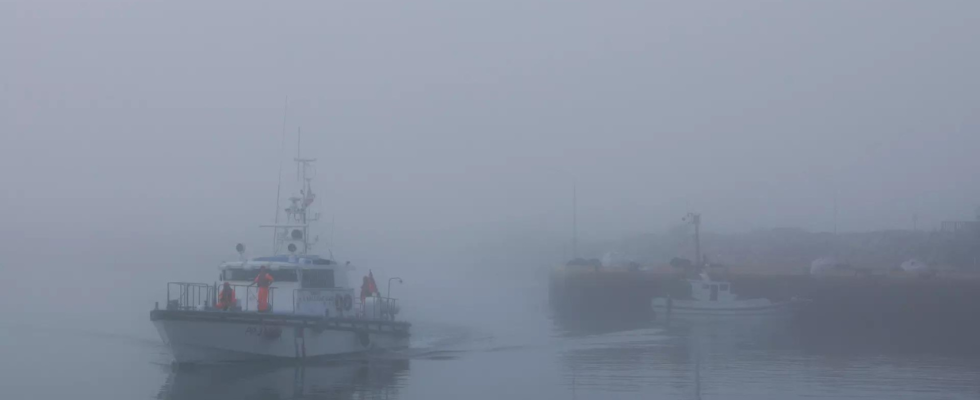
651, 298, 795, 318
151, 310, 410, 364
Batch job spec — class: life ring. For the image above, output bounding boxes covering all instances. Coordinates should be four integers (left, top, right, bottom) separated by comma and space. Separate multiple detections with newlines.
357, 331, 370, 347
344, 294, 353, 311
334, 294, 343, 311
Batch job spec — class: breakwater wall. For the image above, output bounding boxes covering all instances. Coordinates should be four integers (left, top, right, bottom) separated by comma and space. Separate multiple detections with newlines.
549, 268, 980, 348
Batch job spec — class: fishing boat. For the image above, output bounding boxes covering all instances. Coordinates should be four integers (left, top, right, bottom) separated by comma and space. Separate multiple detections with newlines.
652, 274, 796, 318
151, 141, 410, 365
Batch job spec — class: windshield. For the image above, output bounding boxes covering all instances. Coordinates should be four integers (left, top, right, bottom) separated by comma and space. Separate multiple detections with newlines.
222, 268, 298, 283
301, 269, 335, 289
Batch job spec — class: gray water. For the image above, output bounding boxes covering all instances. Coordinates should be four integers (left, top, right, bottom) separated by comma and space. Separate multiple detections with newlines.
2, 275, 979, 400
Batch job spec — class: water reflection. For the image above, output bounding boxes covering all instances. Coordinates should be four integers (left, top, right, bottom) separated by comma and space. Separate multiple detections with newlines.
157, 357, 409, 400
552, 311, 980, 399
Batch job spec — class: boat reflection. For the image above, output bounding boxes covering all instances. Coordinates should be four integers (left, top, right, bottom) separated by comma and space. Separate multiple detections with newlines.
554, 307, 980, 399
157, 357, 409, 400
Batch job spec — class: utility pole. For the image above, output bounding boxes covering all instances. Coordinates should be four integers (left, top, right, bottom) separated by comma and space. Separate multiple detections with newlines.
833, 191, 839, 259
833, 191, 838, 236
684, 212, 702, 267
572, 183, 578, 259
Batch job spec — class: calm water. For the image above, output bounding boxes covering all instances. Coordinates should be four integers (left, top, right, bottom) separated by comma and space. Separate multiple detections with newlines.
2, 275, 979, 400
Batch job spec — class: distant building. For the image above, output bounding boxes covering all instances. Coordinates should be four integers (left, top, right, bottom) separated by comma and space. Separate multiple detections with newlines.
940, 220, 980, 234
940, 206, 980, 235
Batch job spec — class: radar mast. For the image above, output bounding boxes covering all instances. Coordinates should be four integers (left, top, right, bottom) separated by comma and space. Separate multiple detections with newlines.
262, 131, 319, 256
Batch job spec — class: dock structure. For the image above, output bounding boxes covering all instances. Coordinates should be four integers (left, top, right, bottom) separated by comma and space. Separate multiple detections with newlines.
549, 266, 980, 349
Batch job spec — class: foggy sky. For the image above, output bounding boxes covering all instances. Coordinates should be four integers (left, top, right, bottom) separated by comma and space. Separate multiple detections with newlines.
3, 0, 979, 270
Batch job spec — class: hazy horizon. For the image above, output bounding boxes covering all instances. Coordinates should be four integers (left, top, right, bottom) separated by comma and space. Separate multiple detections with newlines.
4, 0, 979, 269
3, 3, 980, 399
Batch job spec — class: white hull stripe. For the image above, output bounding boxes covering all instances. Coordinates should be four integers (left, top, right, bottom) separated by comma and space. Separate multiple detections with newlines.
151, 310, 410, 337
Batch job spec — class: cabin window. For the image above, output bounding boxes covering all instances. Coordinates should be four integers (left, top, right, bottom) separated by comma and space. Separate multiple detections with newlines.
301, 269, 335, 289
222, 268, 298, 282
270, 270, 298, 282
223, 269, 252, 281
720, 284, 729, 291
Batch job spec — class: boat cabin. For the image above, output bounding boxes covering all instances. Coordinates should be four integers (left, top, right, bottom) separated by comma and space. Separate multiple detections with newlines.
218, 255, 356, 317
687, 279, 737, 302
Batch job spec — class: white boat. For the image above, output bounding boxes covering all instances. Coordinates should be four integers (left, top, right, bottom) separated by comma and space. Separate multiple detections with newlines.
651, 274, 795, 318
151, 141, 410, 365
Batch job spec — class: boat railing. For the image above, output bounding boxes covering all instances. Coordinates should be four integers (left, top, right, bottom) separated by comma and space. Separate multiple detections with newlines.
289, 289, 400, 320
163, 282, 397, 319
363, 296, 400, 321
223, 283, 276, 312
164, 282, 275, 312
166, 282, 215, 311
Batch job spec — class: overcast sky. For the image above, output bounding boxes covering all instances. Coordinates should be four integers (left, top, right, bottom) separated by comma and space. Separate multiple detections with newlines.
2, 0, 979, 269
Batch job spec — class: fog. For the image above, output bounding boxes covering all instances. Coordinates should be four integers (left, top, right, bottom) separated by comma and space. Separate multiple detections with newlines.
3, 0, 979, 333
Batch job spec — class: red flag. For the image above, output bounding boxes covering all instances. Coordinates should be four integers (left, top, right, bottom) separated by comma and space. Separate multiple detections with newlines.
367, 270, 379, 296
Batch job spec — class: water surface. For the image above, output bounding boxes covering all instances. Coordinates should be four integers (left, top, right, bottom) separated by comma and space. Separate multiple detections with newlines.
2, 276, 978, 400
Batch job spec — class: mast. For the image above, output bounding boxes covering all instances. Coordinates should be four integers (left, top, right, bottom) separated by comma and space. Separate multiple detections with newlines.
261, 130, 319, 256
833, 189, 839, 259
272, 97, 289, 250
833, 189, 838, 236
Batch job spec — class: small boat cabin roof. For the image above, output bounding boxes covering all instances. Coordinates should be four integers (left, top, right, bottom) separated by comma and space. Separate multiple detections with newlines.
686, 277, 736, 302
219, 255, 350, 271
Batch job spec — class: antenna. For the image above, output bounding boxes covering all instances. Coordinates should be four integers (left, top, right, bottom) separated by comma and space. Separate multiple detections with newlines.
260, 126, 319, 256
273, 97, 289, 250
